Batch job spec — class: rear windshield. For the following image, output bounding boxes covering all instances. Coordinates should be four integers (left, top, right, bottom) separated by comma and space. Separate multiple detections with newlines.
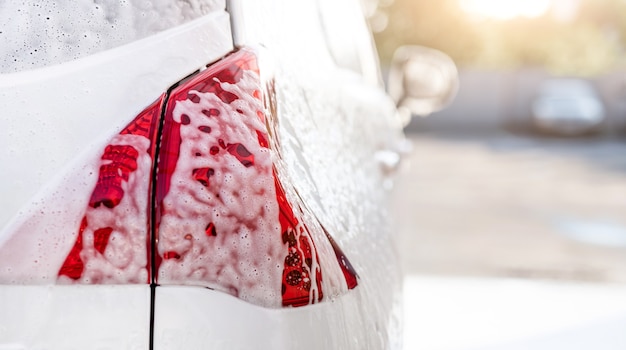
0, 0, 222, 74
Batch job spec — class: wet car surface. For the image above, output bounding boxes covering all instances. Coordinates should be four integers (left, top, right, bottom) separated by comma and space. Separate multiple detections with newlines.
0, 1, 406, 348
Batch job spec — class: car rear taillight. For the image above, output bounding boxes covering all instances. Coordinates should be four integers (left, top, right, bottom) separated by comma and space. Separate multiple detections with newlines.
0, 48, 357, 308
154, 48, 358, 307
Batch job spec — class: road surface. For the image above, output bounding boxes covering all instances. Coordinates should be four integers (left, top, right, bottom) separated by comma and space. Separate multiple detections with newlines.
391, 131, 626, 283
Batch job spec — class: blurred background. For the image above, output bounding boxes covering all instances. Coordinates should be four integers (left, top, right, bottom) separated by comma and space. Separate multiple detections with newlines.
365, 0, 626, 349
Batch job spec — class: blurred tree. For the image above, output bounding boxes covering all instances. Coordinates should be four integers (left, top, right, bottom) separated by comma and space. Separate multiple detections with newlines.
372, 0, 625, 76
373, 0, 483, 64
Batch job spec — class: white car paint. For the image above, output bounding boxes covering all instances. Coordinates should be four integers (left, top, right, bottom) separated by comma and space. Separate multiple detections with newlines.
0, 285, 151, 349
155, 285, 401, 350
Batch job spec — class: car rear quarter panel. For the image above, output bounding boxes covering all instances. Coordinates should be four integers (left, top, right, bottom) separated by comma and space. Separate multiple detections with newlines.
224, 0, 404, 348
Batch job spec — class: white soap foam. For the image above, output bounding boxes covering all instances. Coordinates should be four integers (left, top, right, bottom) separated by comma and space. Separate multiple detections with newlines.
0, 0, 223, 73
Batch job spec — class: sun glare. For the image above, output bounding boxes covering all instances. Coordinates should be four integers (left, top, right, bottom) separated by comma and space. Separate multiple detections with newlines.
459, 0, 552, 20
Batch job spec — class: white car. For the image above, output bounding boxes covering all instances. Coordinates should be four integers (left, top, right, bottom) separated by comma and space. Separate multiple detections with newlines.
0, 1, 455, 349
531, 78, 606, 135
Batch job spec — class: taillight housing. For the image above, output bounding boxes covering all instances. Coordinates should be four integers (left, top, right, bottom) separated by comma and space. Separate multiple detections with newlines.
0, 47, 357, 308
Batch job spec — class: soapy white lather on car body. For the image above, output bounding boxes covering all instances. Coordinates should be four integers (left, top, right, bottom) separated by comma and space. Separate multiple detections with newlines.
0, 0, 224, 73
0, 0, 404, 349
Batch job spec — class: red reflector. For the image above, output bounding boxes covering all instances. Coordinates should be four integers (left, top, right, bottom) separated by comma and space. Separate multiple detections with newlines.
89, 145, 139, 209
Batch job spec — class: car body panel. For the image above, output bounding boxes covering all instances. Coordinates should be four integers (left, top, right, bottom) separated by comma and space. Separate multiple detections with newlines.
155, 285, 398, 350
0, 285, 151, 349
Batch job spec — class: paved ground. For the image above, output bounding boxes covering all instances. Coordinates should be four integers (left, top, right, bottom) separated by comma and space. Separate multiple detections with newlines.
391, 131, 626, 284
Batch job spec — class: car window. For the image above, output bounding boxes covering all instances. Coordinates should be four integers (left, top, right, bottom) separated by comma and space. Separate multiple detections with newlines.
316, 0, 382, 85
0, 0, 224, 73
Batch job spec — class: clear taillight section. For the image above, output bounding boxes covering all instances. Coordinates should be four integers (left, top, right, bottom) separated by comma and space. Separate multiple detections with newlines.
0, 48, 357, 308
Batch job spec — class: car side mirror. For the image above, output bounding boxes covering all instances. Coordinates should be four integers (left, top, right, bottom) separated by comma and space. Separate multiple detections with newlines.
388, 45, 459, 123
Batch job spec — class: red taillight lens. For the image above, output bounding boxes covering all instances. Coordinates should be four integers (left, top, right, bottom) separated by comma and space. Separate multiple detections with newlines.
58, 98, 163, 283
0, 48, 357, 308
154, 48, 357, 307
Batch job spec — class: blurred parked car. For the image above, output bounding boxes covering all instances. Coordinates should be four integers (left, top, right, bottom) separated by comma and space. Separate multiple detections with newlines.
0, 0, 456, 349
531, 78, 606, 135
